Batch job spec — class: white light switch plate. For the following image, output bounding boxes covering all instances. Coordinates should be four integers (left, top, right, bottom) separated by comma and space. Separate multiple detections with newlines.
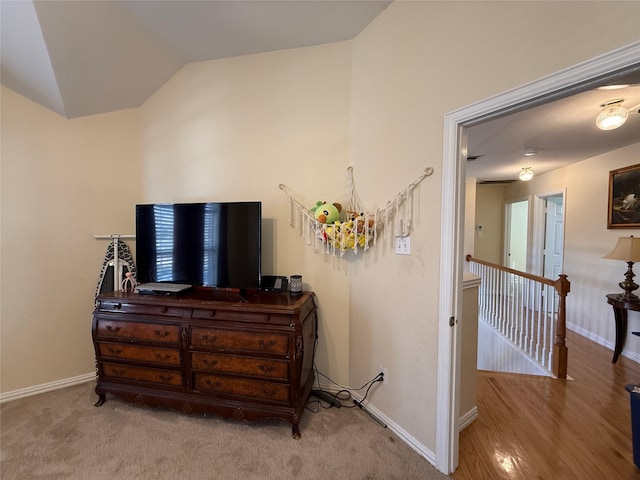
395, 236, 411, 255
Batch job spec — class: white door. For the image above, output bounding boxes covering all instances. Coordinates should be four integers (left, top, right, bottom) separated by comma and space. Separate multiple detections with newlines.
543, 194, 564, 279
504, 200, 529, 270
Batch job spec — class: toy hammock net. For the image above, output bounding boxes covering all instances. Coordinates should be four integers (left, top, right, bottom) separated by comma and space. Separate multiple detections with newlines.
279, 166, 434, 256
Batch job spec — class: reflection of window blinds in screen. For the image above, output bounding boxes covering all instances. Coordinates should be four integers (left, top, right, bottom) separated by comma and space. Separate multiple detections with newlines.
153, 205, 174, 282
203, 204, 220, 286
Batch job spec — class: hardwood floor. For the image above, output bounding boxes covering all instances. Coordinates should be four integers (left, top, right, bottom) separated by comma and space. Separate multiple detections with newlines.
454, 329, 640, 479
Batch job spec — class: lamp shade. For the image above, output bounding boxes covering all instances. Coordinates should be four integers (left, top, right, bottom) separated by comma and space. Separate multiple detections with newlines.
603, 236, 640, 262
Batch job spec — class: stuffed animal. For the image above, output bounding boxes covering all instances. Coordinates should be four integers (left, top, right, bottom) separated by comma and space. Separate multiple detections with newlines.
347, 211, 375, 234
310, 201, 325, 214
313, 201, 342, 224
325, 220, 367, 250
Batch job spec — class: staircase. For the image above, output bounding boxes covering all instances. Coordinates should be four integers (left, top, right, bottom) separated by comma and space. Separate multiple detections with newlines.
466, 255, 570, 379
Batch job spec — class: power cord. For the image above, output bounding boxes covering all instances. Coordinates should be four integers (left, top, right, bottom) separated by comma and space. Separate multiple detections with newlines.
307, 362, 383, 411
351, 372, 383, 409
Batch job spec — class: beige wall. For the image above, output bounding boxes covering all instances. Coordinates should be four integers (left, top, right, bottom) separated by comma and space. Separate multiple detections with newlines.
349, 0, 638, 451
138, 42, 353, 383
504, 143, 640, 357
474, 184, 505, 264
1, 0, 639, 469
1, 86, 140, 392
460, 273, 480, 424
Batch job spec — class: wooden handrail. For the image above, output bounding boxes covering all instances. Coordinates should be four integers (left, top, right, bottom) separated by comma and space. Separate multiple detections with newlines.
466, 254, 570, 379
466, 254, 555, 286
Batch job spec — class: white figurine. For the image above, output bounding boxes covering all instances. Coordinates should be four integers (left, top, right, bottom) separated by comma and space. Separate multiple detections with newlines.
121, 272, 137, 292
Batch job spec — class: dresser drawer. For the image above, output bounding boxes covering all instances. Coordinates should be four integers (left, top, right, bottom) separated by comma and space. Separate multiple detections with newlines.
97, 342, 181, 366
98, 301, 184, 318
195, 374, 289, 403
191, 352, 289, 380
190, 327, 288, 354
96, 318, 180, 344
102, 363, 183, 387
191, 308, 291, 326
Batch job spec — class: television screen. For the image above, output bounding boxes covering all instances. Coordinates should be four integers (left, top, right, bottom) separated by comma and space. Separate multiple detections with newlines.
135, 202, 261, 289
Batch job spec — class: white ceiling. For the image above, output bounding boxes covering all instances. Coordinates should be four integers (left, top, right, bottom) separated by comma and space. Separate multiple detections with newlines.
1, 1, 639, 182
467, 69, 640, 183
0, 0, 391, 118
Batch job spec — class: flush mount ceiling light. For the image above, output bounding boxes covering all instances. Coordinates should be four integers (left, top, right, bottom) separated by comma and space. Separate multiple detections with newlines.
596, 99, 628, 130
524, 148, 538, 157
519, 167, 534, 181
598, 84, 630, 91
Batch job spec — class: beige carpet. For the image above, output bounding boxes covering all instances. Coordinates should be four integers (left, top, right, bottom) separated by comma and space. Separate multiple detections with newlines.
1, 382, 449, 480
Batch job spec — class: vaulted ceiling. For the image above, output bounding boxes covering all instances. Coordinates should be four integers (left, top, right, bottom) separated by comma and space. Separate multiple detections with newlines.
1, 1, 638, 182
0, 0, 391, 118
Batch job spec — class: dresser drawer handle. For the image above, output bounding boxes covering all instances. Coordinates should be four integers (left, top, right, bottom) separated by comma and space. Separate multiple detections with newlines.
112, 303, 122, 310
261, 387, 278, 398
154, 330, 171, 338
160, 306, 169, 313
111, 368, 125, 376
201, 334, 219, 344
204, 379, 221, 388
257, 339, 276, 350
106, 325, 121, 333
107, 347, 123, 355
157, 374, 174, 382
202, 358, 219, 367
155, 353, 174, 361
257, 364, 275, 374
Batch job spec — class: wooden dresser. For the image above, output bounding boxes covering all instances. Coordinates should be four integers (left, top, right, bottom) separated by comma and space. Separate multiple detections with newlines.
92, 288, 317, 438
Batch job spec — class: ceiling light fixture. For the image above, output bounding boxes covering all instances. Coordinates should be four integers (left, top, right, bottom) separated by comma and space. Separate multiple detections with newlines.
596, 99, 629, 130
519, 167, 534, 181
524, 148, 538, 156
598, 84, 629, 91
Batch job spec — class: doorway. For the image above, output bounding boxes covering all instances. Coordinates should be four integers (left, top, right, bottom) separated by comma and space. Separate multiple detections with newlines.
529, 190, 566, 279
504, 199, 529, 270
436, 43, 640, 474
542, 193, 565, 279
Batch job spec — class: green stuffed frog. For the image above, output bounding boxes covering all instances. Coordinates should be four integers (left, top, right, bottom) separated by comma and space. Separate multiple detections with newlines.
311, 201, 342, 224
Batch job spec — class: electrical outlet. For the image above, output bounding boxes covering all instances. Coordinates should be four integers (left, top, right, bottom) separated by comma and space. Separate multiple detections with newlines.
379, 366, 388, 386
394, 236, 411, 255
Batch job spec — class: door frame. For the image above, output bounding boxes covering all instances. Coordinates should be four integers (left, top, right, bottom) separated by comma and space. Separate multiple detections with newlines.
436, 42, 640, 474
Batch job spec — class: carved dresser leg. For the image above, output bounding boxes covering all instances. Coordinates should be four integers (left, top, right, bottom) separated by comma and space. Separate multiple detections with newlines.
94, 393, 106, 407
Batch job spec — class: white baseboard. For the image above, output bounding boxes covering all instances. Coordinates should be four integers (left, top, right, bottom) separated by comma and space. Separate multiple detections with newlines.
322, 384, 437, 467
567, 322, 640, 364
0, 373, 95, 404
459, 406, 478, 431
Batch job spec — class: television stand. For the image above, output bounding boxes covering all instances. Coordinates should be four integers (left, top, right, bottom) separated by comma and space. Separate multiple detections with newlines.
92, 289, 317, 438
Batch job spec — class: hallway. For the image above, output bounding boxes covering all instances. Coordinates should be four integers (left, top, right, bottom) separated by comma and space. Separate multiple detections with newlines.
454, 328, 640, 479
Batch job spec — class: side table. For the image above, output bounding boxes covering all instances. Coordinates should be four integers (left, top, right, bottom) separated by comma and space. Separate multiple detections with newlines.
606, 293, 640, 363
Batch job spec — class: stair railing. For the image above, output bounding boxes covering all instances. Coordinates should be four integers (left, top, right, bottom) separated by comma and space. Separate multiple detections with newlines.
466, 254, 570, 379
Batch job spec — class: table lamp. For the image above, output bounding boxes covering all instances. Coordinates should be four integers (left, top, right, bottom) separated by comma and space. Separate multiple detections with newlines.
604, 235, 640, 300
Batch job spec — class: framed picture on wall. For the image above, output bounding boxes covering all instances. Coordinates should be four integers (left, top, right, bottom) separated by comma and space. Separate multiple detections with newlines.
608, 163, 640, 229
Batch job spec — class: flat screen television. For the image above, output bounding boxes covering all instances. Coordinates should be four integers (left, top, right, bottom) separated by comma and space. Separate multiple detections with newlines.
135, 202, 262, 290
